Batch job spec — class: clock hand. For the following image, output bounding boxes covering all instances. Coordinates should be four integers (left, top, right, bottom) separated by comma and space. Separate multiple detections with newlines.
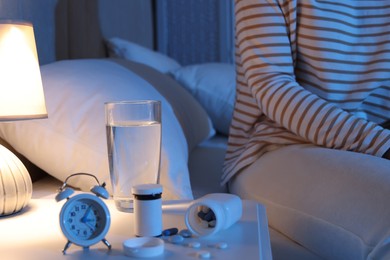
85, 221, 95, 230
81, 205, 93, 223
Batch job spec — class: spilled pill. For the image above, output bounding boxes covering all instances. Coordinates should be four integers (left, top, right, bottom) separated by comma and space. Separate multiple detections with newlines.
179, 229, 192, 238
196, 250, 211, 259
187, 241, 201, 248
168, 234, 184, 244
162, 227, 178, 236
216, 242, 228, 249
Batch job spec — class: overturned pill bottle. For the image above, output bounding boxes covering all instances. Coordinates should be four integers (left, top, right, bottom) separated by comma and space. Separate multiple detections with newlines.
132, 184, 163, 237
185, 193, 242, 237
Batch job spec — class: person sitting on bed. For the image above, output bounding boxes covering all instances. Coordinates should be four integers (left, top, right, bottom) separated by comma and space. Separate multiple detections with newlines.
223, 0, 390, 259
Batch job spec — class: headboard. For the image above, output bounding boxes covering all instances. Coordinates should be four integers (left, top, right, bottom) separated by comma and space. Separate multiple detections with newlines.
0, 0, 154, 65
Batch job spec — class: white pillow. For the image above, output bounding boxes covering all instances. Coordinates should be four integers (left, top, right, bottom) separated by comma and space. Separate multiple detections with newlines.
0, 59, 200, 200
106, 37, 181, 74
170, 63, 236, 135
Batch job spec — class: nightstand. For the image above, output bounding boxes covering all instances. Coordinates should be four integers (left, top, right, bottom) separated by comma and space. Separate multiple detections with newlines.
0, 198, 272, 259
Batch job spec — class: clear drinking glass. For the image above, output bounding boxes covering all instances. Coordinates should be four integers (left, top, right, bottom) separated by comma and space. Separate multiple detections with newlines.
105, 100, 161, 212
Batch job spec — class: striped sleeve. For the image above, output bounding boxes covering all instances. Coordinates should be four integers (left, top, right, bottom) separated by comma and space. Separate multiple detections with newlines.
222, 0, 390, 184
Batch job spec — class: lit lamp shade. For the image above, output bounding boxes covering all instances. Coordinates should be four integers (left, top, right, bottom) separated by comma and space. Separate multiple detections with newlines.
0, 21, 47, 120
0, 21, 47, 216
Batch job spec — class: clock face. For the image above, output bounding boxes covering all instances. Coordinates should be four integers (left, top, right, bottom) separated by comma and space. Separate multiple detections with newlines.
59, 194, 111, 247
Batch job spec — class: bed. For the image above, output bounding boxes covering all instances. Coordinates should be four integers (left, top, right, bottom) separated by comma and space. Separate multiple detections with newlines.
1, 1, 389, 260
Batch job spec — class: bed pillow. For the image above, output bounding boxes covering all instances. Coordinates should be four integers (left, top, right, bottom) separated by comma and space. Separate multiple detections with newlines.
106, 37, 181, 74
170, 63, 236, 136
113, 58, 215, 152
0, 59, 213, 200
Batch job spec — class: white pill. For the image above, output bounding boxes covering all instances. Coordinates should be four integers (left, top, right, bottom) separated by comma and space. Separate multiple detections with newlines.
179, 229, 192, 238
168, 235, 184, 244
200, 220, 209, 228
197, 250, 211, 259
201, 206, 210, 213
187, 241, 201, 248
208, 220, 216, 227
216, 242, 228, 249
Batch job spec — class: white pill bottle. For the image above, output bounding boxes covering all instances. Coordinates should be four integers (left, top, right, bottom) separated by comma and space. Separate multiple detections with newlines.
132, 184, 163, 237
185, 193, 242, 237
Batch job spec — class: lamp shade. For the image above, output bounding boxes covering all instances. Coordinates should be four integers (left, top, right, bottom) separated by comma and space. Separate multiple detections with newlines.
0, 21, 47, 120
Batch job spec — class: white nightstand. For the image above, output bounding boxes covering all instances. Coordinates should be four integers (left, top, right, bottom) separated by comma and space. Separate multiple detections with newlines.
0, 199, 272, 260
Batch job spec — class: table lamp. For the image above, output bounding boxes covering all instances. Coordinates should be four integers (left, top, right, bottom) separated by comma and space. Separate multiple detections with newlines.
0, 21, 47, 216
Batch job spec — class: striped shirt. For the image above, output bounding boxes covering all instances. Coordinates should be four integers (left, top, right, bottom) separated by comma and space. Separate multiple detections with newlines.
222, 0, 390, 185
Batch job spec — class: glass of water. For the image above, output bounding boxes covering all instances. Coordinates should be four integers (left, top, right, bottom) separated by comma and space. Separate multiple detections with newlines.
105, 100, 161, 212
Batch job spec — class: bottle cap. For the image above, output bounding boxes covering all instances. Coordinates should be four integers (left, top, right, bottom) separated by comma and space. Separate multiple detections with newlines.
123, 237, 164, 257
132, 184, 163, 195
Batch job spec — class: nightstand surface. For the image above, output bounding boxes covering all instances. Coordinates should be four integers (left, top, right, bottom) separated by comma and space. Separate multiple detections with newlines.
0, 198, 272, 260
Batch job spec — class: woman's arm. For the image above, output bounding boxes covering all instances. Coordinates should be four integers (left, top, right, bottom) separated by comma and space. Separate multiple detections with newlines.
235, 0, 390, 157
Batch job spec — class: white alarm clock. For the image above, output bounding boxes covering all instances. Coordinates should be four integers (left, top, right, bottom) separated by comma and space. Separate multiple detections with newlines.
55, 173, 111, 254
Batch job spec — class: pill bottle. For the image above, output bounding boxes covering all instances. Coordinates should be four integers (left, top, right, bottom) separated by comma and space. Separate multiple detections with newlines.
184, 193, 242, 237
132, 184, 163, 237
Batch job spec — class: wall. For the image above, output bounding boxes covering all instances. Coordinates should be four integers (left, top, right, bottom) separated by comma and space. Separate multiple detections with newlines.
155, 0, 234, 65
0, 0, 233, 65
0, 0, 154, 65
0, 0, 60, 65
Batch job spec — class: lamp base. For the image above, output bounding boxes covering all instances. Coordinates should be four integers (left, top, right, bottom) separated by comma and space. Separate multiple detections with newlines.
0, 144, 32, 216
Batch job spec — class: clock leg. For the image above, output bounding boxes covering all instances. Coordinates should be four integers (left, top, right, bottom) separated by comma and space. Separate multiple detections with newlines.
102, 238, 112, 250
62, 241, 72, 254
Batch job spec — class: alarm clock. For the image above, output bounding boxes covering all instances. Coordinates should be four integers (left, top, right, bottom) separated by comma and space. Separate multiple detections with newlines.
55, 173, 111, 254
